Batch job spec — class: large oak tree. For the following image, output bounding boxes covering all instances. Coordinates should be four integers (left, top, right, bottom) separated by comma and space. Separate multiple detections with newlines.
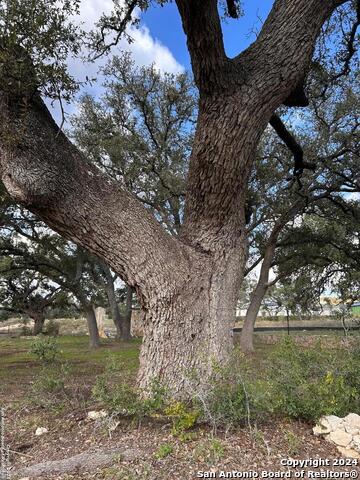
0, 0, 357, 395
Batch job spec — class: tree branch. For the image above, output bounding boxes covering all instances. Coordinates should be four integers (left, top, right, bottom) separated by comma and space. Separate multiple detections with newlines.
91, 0, 140, 61
226, 0, 239, 19
333, 0, 360, 80
269, 114, 316, 178
0, 94, 192, 307
234, 0, 351, 110
175, 0, 228, 91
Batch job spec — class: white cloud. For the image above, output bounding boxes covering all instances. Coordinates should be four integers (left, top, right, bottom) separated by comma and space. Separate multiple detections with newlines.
78, 0, 114, 30
126, 25, 184, 74
50, 0, 183, 124
76, 0, 183, 76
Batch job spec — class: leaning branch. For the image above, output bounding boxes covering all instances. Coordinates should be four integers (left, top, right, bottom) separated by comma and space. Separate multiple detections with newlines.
269, 114, 316, 179
233, 0, 351, 110
0, 93, 190, 305
90, 0, 140, 61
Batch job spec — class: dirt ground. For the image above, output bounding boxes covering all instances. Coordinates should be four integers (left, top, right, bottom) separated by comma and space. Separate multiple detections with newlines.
7, 412, 360, 480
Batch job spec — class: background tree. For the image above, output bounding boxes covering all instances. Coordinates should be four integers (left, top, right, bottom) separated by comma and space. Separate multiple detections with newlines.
71, 53, 196, 234
91, 260, 134, 341
0, 265, 65, 334
276, 198, 360, 303
240, 71, 360, 352
0, 206, 113, 346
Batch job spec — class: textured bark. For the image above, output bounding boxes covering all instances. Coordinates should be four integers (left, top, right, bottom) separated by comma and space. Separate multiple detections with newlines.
85, 306, 100, 349
14, 447, 142, 478
0, 0, 347, 396
137, 242, 247, 395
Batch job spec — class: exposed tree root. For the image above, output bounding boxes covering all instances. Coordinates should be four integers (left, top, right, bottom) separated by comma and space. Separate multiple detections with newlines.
11, 447, 142, 478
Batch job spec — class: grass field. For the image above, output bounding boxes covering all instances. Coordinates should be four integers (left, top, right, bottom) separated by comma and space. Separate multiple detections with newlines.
1, 330, 359, 398
0, 335, 141, 400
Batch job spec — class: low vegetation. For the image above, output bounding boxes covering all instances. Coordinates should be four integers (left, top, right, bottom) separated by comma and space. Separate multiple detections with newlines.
11, 334, 360, 433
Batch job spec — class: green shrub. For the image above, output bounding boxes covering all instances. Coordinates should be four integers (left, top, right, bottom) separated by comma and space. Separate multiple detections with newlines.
185, 340, 360, 429
265, 337, 360, 421
93, 375, 144, 417
164, 401, 199, 436
188, 351, 270, 431
32, 364, 67, 394
283, 429, 301, 455
142, 378, 169, 413
192, 438, 225, 465
93, 339, 360, 431
29, 362, 70, 409
30, 335, 60, 364
154, 443, 173, 459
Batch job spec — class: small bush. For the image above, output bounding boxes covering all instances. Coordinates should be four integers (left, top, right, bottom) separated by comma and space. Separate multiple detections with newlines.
193, 438, 225, 465
30, 335, 60, 364
93, 375, 144, 417
32, 364, 68, 394
164, 401, 199, 436
186, 351, 270, 431
92, 358, 168, 420
283, 429, 300, 455
29, 362, 70, 409
154, 443, 173, 459
265, 337, 360, 421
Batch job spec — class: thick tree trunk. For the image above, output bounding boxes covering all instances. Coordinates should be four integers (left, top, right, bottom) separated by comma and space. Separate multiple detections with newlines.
85, 306, 100, 349
137, 247, 246, 395
31, 312, 46, 336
